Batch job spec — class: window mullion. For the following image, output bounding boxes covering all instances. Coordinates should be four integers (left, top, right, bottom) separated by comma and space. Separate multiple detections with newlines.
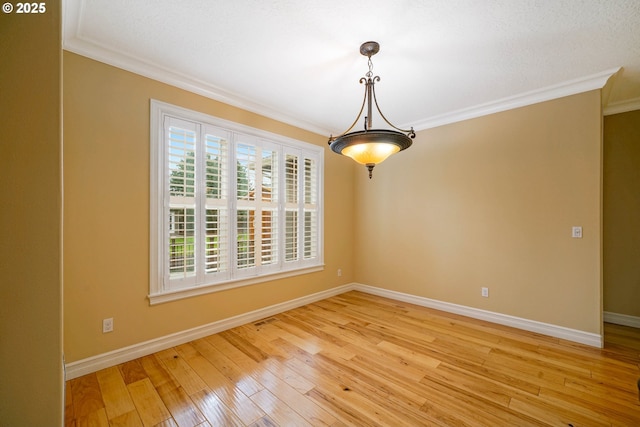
195, 123, 206, 284
277, 148, 285, 270
161, 115, 171, 291
229, 135, 239, 279
255, 147, 263, 271
297, 152, 305, 265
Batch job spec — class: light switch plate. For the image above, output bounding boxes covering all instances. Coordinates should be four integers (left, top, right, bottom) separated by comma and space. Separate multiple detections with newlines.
572, 226, 583, 238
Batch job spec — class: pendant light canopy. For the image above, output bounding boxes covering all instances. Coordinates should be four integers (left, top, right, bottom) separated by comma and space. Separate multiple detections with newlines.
328, 41, 415, 179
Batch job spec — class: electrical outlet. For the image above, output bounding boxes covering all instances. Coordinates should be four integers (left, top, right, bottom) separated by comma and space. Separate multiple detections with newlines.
337, 269, 342, 277
103, 318, 114, 333
481, 287, 489, 298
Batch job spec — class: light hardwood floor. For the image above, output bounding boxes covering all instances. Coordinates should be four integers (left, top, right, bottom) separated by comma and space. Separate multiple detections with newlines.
65, 291, 640, 426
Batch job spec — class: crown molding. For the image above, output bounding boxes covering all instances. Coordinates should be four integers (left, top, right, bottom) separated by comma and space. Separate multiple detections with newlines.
64, 0, 625, 136
408, 67, 621, 131
603, 96, 640, 116
66, 35, 622, 135
62, 36, 330, 137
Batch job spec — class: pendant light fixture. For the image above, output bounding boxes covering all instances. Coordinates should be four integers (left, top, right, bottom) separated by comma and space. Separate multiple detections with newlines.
328, 41, 415, 179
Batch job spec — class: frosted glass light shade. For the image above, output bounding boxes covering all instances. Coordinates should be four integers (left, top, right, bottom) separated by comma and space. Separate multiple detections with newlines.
329, 129, 413, 166
341, 142, 400, 165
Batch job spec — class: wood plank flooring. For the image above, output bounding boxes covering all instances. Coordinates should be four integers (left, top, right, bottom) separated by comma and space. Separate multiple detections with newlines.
65, 291, 640, 426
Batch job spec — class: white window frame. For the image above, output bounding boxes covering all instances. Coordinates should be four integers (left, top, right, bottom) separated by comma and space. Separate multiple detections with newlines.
150, 100, 324, 304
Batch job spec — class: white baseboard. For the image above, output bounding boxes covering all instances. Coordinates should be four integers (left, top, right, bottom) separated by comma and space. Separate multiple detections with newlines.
65, 284, 354, 380
352, 284, 603, 348
66, 282, 604, 380
604, 311, 640, 328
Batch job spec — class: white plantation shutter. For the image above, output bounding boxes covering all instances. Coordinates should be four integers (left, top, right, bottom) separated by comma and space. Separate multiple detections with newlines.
236, 208, 255, 269
284, 152, 299, 263
282, 149, 321, 269
260, 147, 278, 268
151, 100, 323, 302
303, 156, 318, 260
235, 139, 257, 274
283, 147, 322, 271
163, 119, 233, 288
202, 127, 229, 280
166, 117, 198, 287
204, 208, 226, 273
235, 138, 282, 277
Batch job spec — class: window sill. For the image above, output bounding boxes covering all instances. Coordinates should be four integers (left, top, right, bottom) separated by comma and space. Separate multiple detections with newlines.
148, 264, 324, 305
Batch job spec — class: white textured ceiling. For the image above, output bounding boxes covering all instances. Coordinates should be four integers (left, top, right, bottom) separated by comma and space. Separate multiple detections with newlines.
63, 0, 640, 136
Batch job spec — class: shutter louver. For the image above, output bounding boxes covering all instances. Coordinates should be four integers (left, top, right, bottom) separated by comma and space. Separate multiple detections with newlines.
304, 157, 318, 260
205, 208, 226, 273
260, 149, 278, 266
285, 154, 299, 262
285, 210, 298, 262
237, 143, 256, 201
237, 208, 256, 269
169, 208, 196, 278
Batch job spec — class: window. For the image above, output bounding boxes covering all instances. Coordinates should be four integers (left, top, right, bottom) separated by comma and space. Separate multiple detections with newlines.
150, 101, 323, 304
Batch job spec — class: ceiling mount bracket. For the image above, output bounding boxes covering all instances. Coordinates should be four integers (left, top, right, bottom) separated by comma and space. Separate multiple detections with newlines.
359, 41, 380, 58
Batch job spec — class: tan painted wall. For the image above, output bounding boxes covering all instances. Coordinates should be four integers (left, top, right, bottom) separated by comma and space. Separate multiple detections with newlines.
0, 3, 64, 425
354, 91, 603, 334
604, 109, 640, 318
63, 48, 607, 363
63, 52, 355, 362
